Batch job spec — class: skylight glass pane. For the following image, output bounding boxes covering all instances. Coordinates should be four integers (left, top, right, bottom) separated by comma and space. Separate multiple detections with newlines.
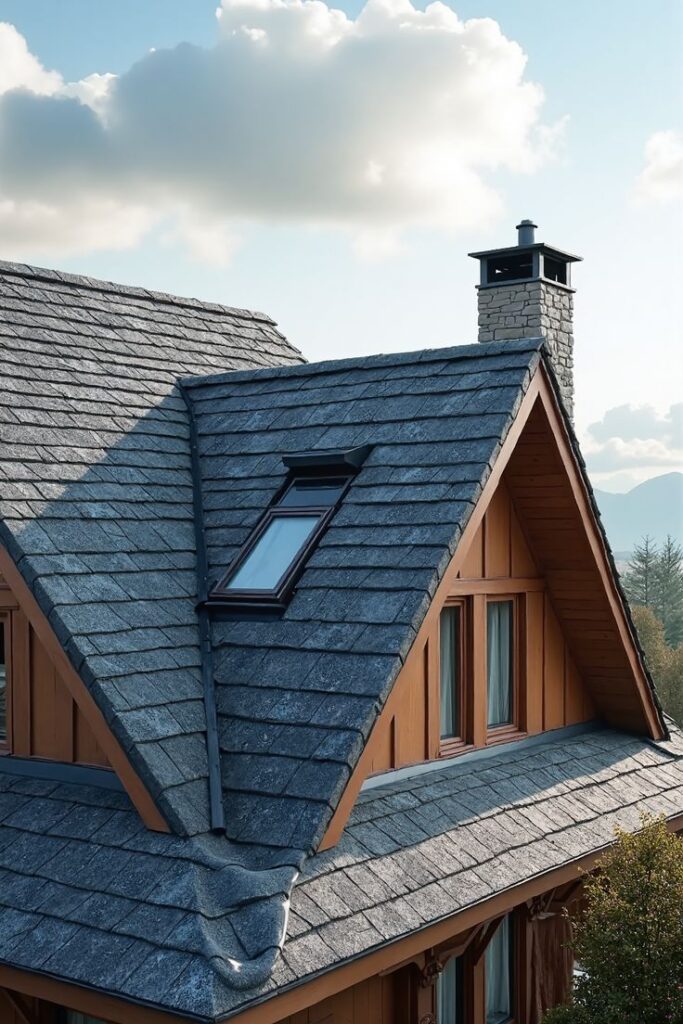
226, 514, 321, 591
279, 477, 346, 508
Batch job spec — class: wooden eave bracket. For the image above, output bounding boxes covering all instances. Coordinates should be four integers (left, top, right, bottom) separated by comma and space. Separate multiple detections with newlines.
0, 545, 170, 833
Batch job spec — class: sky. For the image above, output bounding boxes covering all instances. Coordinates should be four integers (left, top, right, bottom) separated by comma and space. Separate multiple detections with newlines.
0, 0, 681, 493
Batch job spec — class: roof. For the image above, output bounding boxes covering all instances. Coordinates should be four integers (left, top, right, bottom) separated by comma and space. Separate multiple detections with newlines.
182, 336, 543, 852
0, 260, 303, 835
0, 261, 669, 1017
0, 723, 681, 1020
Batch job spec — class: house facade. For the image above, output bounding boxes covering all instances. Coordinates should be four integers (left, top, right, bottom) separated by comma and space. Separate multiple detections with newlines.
0, 227, 680, 1024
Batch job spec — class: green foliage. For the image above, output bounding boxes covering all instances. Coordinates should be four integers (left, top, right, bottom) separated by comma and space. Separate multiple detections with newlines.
625, 536, 683, 723
542, 816, 683, 1024
655, 536, 683, 646
623, 535, 659, 608
624, 535, 683, 646
632, 604, 683, 725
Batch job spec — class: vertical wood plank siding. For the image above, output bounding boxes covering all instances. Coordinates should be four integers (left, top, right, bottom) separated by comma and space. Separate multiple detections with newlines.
0, 577, 109, 767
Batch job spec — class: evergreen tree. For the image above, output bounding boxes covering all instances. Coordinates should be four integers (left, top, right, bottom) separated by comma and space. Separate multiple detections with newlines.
542, 816, 683, 1024
654, 535, 683, 646
622, 536, 659, 609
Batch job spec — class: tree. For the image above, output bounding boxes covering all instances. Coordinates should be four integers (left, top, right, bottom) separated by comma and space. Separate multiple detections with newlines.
542, 815, 683, 1024
631, 604, 672, 681
661, 644, 683, 727
631, 604, 683, 726
655, 536, 683, 647
622, 535, 659, 609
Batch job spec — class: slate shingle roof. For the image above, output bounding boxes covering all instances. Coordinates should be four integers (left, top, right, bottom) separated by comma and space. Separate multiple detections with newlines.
183, 337, 543, 852
0, 724, 681, 1020
0, 260, 303, 835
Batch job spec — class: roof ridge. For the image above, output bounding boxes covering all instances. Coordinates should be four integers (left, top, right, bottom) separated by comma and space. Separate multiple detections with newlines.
0, 258, 276, 325
183, 336, 545, 391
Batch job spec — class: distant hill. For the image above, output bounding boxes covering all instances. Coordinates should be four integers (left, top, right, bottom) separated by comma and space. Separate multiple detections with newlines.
593, 472, 683, 555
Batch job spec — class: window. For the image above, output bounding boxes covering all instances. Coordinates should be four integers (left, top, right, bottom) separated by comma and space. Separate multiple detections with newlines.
213, 473, 351, 606
487, 600, 514, 729
436, 954, 463, 1023
485, 915, 514, 1023
440, 605, 463, 744
0, 615, 8, 749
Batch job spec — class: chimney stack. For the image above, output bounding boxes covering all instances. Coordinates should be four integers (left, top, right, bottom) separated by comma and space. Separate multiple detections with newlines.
469, 221, 582, 420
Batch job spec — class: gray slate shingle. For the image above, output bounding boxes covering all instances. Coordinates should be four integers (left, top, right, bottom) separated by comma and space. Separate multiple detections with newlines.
0, 260, 303, 835
184, 338, 542, 852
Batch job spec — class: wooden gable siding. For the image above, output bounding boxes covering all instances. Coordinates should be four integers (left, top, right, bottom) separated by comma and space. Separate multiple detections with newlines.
276, 974, 396, 1024
503, 399, 651, 734
320, 368, 661, 852
1, 576, 108, 766
362, 481, 594, 778
0, 552, 169, 831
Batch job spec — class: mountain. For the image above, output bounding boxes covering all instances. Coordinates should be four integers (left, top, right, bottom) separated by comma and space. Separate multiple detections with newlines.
593, 472, 683, 555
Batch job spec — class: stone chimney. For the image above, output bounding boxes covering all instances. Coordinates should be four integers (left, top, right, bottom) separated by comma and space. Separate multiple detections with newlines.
469, 220, 582, 420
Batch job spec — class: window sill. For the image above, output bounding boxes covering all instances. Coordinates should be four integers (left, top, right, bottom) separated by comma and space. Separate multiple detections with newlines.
439, 738, 473, 759
486, 727, 526, 748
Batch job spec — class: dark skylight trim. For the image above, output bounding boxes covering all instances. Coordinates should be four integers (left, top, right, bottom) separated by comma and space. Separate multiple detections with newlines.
210, 464, 358, 609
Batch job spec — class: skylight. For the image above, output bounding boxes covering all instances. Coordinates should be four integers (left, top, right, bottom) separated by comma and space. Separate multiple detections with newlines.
211, 447, 371, 609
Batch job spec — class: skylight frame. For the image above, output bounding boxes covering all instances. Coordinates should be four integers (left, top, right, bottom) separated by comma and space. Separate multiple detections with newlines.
210, 473, 352, 609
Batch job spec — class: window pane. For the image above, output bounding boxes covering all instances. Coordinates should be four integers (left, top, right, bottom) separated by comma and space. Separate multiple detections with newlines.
487, 601, 513, 727
0, 623, 6, 743
486, 915, 513, 1023
436, 955, 462, 1023
440, 607, 461, 739
226, 515, 321, 591
279, 477, 346, 508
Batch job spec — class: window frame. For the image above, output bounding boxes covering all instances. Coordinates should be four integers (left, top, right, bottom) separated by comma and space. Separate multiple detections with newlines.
211, 473, 352, 608
439, 599, 470, 757
0, 611, 11, 755
485, 595, 521, 745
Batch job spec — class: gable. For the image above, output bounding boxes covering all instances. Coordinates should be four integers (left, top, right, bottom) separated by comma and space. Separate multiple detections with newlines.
319, 364, 663, 848
184, 338, 545, 854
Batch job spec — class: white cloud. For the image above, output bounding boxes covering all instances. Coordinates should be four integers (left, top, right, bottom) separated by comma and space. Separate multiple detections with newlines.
0, 3, 562, 264
634, 130, 683, 205
584, 403, 683, 488
0, 22, 62, 96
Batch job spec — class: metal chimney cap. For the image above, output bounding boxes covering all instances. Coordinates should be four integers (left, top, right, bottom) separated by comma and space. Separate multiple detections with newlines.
516, 219, 538, 246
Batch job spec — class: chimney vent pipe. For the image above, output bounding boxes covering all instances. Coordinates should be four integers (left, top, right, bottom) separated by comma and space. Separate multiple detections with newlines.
516, 219, 537, 246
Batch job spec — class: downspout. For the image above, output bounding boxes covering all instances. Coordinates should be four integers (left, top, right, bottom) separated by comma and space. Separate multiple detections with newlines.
179, 382, 226, 833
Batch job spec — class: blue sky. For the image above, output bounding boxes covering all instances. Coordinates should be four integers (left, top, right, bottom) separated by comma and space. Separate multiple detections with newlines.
0, 0, 681, 491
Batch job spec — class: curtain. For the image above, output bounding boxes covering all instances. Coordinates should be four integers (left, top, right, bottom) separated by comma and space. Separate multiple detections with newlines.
487, 601, 512, 727
529, 913, 574, 1024
486, 915, 512, 1023
440, 607, 460, 738
436, 954, 460, 1023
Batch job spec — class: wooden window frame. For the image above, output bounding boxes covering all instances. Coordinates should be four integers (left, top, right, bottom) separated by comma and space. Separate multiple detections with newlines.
485, 595, 524, 747
439, 599, 471, 758
0, 611, 11, 755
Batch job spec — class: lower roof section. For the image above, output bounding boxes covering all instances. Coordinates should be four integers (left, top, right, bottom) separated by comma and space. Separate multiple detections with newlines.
0, 722, 682, 1021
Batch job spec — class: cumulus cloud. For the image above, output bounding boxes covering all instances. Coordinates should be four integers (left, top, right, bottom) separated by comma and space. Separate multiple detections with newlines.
0, 2, 562, 262
584, 403, 683, 487
634, 130, 683, 205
